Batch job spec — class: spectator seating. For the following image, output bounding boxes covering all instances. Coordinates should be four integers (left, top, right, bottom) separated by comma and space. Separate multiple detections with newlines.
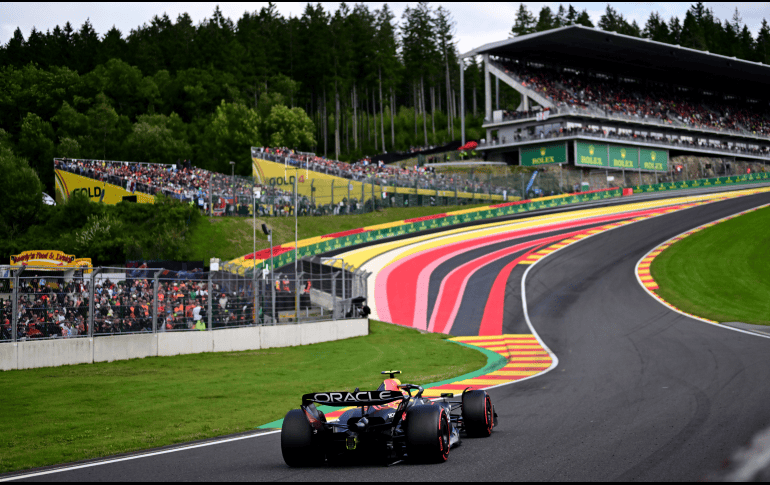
497, 60, 770, 137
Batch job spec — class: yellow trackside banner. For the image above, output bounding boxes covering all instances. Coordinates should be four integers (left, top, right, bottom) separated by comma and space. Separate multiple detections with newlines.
55, 169, 155, 205
252, 158, 505, 204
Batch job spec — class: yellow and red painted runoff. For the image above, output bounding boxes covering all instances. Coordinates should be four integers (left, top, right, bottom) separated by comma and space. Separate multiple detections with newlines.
636, 202, 770, 324
258, 187, 770, 428
319, 334, 553, 423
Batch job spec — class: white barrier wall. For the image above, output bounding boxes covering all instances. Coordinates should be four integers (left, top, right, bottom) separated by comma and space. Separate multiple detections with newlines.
158, 331, 214, 357
94, 334, 157, 363
212, 327, 261, 353
1, 319, 368, 371
18, 338, 92, 370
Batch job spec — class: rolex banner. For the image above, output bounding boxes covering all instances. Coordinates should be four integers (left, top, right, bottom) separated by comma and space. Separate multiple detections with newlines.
520, 142, 567, 167
575, 142, 667, 171
575, 141, 609, 168
640, 148, 668, 172
609, 145, 639, 169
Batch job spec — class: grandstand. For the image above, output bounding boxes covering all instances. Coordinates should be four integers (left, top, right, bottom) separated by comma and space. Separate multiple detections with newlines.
459, 25, 770, 179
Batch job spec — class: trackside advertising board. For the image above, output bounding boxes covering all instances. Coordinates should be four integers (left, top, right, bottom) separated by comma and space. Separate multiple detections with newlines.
609, 145, 639, 170
575, 142, 668, 172
633, 171, 770, 193
55, 170, 156, 205
223, 187, 624, 276
640, 148, 668, 172
575, 141, 609, 168
519, 142, 567, 167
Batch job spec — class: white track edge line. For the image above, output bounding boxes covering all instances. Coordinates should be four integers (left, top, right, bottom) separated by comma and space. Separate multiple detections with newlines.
482, 191, 738, 392
0, 430, 282, 481
6, 192, 764, 479
633, 202, 770, 340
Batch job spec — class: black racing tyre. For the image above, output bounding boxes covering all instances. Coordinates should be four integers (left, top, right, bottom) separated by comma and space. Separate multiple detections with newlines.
405, 405, 450, 463
281, 409, 325, 467
462, 390, 493, 437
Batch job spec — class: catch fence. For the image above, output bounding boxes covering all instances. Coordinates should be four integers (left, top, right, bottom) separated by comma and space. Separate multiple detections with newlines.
1, 262, 368, 343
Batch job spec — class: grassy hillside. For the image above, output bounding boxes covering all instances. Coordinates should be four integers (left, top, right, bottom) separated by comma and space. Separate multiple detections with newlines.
651, 206, 770, 325
187, 204, 487, 264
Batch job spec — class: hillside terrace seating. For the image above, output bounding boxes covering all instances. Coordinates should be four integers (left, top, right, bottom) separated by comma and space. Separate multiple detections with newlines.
54, 158, 292, 209
255, 147, 513, 198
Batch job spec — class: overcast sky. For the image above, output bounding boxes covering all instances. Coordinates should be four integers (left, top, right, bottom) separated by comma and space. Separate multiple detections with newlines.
3, 2, 770, 55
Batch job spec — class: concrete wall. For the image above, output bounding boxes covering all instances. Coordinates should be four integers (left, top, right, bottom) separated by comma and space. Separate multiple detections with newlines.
17, 338, 92, 370
212, 327, 261, 353
94, 334, 157, 363
261, 324, 302, 349
158, 331, 213, 357
0, 318, 368, 371
0, 343, 16, 371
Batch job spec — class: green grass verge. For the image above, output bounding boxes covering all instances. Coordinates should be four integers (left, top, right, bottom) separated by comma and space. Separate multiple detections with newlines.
0, 321, 486, 473
651, 205, 770, 325
186, 204, 486, 264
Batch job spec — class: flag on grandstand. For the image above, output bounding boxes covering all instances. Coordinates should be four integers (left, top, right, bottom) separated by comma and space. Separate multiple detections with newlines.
525, 171, 539, 194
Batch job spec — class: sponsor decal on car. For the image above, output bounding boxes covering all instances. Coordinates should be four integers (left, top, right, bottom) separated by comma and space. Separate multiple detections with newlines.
303, 390, 403, 406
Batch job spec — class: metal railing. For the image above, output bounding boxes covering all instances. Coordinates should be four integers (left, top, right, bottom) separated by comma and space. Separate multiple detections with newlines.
1, 263, 369, 343
481, 126, 770, 160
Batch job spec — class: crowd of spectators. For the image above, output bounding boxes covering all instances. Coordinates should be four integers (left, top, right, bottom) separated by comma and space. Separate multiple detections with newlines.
256, 147, 512, 200
55, 158, 292, 214
497, 60, 770, 137
0, 273, 265, 341
485, 124, 770, 158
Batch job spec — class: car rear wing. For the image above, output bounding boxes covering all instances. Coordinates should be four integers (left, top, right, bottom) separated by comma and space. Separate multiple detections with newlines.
302, 390, 406, 407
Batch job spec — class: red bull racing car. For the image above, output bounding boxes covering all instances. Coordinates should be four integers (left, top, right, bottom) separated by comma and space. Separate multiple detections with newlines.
281, 370, 497, 466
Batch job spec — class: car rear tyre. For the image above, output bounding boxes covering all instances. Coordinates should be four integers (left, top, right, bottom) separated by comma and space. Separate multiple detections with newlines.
281, 409, 325, 467
462, 390, 493, 437
406, 405, 450, 463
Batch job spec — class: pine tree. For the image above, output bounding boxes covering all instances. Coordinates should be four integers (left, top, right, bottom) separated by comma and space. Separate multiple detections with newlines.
566, 5, 579, 25
755, 19, 770, 64
4, 28, 26, 67
511, 4, 536, 37
73, 19, 100, 73
535, 7, 556, 32
435, 6, 458, 140
669, 16, 682, 44
575, 9, 594, 28
681, 10, 707, 50
555, 5, 567, 28
643, 12, 670, 43
375, 5, 399, 151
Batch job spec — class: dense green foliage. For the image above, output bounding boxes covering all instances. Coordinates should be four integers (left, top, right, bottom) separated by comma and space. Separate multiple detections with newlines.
0, 2, 487, 195
4, 2, 764, 196
0, 321, 487, 473
0, 144, 484, 265
651, 206, 770, 325
0, 145, 200, 264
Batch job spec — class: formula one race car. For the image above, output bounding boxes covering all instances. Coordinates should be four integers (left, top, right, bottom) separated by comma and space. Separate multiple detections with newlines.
281, 371, 498, 466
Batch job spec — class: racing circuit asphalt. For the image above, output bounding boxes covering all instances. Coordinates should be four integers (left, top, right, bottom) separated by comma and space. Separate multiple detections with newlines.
8, 190, 770, 481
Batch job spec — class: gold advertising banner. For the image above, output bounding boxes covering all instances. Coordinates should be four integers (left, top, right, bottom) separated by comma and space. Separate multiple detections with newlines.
10, 250, 93, 272
54, 169, 156, 205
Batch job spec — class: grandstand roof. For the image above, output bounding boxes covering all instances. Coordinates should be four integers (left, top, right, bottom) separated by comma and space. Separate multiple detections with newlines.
466, 25, 770, 99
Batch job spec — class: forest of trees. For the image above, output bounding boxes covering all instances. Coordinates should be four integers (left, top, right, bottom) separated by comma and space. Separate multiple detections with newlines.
510, 3, 770, 64
2, 2, 769, 197
0, 2, 490, 195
